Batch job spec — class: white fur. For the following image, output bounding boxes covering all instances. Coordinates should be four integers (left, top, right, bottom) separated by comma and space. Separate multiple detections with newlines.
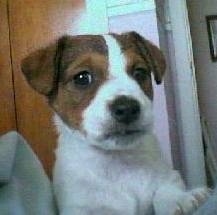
82, 35, 153, 150
54, 115, 208, 215
53, 35, 209, 214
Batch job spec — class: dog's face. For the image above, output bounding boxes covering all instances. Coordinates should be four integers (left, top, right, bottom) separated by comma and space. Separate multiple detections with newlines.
22, 32, 166, 150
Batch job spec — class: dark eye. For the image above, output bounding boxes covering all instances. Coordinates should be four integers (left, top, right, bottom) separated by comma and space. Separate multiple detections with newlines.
132, 68, 150, 82
73, 70, 93, 88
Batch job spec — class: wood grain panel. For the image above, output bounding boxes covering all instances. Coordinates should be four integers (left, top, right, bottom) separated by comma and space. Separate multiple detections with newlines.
0, 0, 17, 134
8, 0, 84, 176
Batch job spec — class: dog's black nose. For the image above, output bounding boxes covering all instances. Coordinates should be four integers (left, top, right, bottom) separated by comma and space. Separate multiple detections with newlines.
109, 96, 140, 124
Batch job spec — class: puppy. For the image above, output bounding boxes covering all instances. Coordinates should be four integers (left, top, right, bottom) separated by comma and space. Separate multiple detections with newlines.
21, 32, 208, 215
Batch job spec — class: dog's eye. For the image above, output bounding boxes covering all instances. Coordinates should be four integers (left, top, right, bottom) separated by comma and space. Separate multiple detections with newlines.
132, 68, 150, 82
73, 70, 93, 88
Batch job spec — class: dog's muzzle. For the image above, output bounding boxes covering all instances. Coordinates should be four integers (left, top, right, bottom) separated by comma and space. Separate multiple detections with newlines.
109, 95, 141, 125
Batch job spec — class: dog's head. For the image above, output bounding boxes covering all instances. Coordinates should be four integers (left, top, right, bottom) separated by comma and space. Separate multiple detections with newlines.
21, 32, 166, 150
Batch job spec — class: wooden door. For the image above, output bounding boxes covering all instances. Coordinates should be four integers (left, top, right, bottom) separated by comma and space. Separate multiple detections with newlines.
8, 0, 84, 176
0, 0, 17, 134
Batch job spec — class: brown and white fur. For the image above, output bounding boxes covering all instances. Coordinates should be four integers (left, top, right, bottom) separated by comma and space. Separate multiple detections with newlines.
21, 32, 208, 214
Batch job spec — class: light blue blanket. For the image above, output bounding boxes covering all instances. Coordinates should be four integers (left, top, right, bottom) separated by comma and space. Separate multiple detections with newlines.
0, 131, 216, 215
0, 131, 56, 215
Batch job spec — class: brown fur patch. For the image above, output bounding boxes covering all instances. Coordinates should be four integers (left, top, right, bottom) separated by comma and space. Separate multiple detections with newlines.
112, 31, 166, 85
22, 35, 108, 129
51, 53, 108, 129
124, 50, 153, 99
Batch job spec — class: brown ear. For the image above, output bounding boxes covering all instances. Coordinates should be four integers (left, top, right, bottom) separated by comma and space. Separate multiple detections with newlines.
125, 31, 166, 84
21, 36, 69, 96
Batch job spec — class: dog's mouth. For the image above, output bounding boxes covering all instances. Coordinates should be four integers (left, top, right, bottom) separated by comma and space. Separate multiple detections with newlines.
88, 124, 151, 150
104, 129, 144, 140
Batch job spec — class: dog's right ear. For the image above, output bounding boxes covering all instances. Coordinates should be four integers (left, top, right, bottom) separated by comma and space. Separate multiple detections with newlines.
21, 36, 69, 96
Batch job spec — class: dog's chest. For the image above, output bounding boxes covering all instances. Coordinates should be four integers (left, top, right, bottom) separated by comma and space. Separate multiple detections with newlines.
95, 156, 156, 213
54, 136, 163, 213
97, 153, 157, 207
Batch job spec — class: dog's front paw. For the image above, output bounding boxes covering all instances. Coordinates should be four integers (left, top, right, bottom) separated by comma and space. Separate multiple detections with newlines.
154, 187, 210, 215
189, 187, 210, 208
172, 187, 210, 215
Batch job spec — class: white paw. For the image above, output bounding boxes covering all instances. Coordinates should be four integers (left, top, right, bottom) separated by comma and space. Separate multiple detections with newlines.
172, 188, 210, 215
154, 187, 210, 215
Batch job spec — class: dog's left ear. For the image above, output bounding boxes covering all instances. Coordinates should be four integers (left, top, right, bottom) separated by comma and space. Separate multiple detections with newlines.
125, 31, 166, 84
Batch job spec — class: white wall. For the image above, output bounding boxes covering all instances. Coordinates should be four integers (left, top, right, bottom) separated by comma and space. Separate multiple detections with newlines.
187, 0, 217, 154
109, 10, 172, 165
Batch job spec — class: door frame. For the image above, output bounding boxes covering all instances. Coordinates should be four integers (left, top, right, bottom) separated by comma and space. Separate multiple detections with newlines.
166, 0, 206, 187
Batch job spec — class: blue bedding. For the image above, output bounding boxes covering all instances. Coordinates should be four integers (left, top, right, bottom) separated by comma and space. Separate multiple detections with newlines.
0, 131, 216, 215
